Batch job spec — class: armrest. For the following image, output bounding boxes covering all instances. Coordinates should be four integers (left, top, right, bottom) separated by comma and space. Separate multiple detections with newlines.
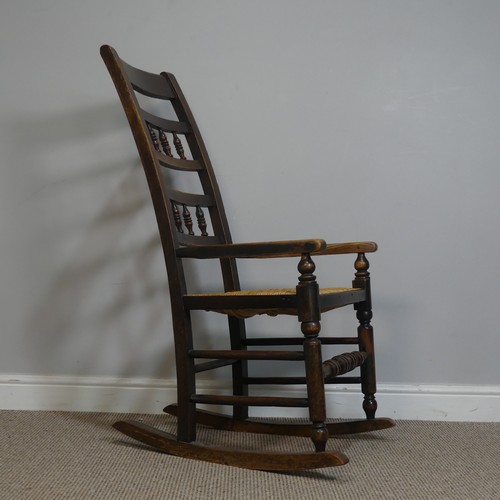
176, 239, 327, 259
313, 241, 378, 255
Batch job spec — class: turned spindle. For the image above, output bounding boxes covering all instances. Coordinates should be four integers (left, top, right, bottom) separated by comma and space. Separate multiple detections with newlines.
171, 202, 183, 233
182, 204, 194, 235
159, 129, 173, 157
195, 206, 208, 236
173, 133, 186, 159
147, 125, 160, 151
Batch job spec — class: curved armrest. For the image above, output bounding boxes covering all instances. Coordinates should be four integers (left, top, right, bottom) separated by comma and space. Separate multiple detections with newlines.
313, 241, 378, 255
176, 239, 327, 259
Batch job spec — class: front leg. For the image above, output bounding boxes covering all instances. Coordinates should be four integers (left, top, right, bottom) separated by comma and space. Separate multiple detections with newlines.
353, 253, 377, 419
297, 253, 328, 452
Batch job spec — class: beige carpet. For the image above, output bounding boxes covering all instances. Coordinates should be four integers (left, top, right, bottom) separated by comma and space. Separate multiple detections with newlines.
0, 411, 498, 499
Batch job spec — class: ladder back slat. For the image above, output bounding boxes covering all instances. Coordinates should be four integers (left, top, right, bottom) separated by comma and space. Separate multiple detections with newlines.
141, 110, 190, 134
177, 234, 222, 246
155, 151, 203, 171
167, 189, 214, 207
119, 59, 176, 99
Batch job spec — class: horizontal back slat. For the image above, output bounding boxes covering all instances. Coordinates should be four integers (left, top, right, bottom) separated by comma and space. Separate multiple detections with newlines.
168, 189, 214, 207
155, 151, 203, 171
120, 59, 176, 99
141, 110, 190, 134
177, 233, 222, 246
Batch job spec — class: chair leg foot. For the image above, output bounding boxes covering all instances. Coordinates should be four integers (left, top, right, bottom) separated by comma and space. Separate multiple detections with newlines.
311, 422, 328, 452
363, 393, 378, 419
113, 420, 348, 470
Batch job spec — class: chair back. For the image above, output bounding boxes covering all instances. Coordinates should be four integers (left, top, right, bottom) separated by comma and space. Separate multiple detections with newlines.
101, 45, 241, 297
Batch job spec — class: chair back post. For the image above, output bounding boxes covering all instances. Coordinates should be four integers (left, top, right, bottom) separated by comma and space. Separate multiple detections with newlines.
101, 45, 248, 431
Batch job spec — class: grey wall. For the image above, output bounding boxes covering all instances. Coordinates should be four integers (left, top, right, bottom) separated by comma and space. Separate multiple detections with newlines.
1, 1, 499, 386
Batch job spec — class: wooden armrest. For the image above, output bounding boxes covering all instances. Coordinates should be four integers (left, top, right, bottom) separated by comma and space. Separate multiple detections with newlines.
176, 239, 327, 259
313, 241, 378, 255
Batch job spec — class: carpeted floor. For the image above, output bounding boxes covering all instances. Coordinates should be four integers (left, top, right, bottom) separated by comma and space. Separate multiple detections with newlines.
0, 411, 498, 499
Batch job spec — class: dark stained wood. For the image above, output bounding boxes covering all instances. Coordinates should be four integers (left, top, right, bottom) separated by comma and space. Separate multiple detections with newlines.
117, 57, 176, 99
242, 376, 364, 384
322, 351, 368, 381
155, 152, 203, 171
243, 336, 359, 345
113, 420, 349, 470
194, 359, 235, 373
159, 129, 173, 157
171, 202, 183, 233
315, 241, 378, 255
296, 254, 328, 452
141, 110, 190, 135
101, 44, 392, 471
353, 253, 378, 419
147, 124, 160, 152
176, 233, 221, 246
167, 190, 214, 208
173, 133, 186, 159
195, 206, 208, 236
189, 349, 305, 361
165, 405, 396, 437
191, 394, 309, 408
182, 205, 194, 235
176, 238, 327, 259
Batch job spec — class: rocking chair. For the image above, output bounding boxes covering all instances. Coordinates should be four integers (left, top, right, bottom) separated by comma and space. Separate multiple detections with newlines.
100, 45, 394, 471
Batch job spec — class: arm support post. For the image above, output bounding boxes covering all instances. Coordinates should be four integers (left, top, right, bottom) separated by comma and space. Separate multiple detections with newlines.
353, 253, 377, 419
297, 253, 328, 452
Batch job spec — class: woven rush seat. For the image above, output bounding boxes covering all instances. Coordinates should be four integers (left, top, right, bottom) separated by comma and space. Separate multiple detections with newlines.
184, 287, 365, 318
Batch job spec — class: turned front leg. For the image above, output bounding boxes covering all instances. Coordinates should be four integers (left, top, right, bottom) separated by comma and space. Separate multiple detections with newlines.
297, 253, 328, 452
353, 253, 378, 419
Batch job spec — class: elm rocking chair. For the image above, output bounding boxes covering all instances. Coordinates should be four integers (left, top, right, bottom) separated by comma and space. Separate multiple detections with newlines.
101, 45, 394, 471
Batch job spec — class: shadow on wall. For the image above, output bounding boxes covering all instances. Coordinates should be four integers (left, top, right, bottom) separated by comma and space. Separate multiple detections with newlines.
9, 101, 177, 394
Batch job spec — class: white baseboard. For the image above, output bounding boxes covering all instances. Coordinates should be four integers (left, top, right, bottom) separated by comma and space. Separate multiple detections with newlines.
1, 374, 498, 422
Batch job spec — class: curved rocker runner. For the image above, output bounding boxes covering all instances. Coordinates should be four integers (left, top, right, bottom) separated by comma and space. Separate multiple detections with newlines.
113, 420, 349, 471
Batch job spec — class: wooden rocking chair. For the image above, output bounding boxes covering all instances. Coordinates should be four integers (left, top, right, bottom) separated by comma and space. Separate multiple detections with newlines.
101, 45, 394, 471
